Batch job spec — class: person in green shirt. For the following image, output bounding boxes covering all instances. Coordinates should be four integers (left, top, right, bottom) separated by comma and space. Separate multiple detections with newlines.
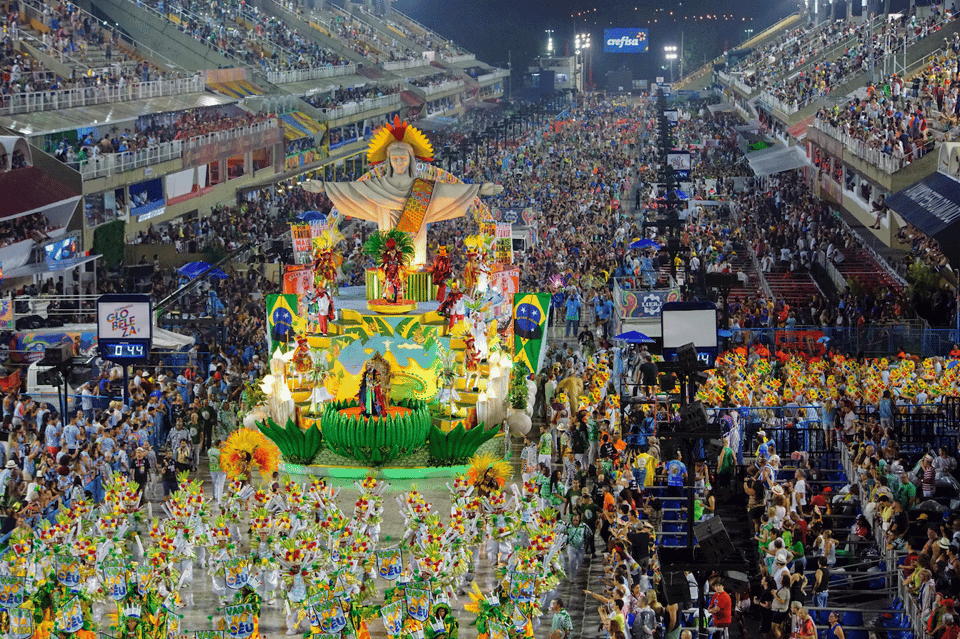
587, 415, 600, 466
215, 400, 238, 444
577, 493, 600, 557
716, 436, 735, 496
550, 598, 573, 639
209, 440, 225, 505
538, 424, 554, 467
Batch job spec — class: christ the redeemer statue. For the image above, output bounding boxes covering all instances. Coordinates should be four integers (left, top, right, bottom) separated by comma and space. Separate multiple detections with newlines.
302, 117, 502, 266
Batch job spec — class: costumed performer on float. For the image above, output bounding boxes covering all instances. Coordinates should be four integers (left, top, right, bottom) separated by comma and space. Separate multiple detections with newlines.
439, 281, 466, 330
364, 229, 414, 303
313, 285, 335, 335
312, 237, 343, 295
301, 116, 503, 267
431, 246, 452, 301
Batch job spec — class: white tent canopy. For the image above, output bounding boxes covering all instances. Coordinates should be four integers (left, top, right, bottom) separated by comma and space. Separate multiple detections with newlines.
17, 322, 194, 351
747, 145, 810, 176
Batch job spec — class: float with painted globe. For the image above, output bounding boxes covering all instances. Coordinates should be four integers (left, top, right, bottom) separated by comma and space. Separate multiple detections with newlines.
252, 118, 524, 479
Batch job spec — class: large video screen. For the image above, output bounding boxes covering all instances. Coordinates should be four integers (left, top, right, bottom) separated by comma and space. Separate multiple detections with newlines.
44, 236, 78, 265
603, 29, 649, 53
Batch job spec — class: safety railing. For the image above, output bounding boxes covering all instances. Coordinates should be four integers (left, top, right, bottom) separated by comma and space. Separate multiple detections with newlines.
811, 119, 922, 174
182, 118, 280, 149
382, 58, 431, 71
477, 69, 509, 83
727, 324, 957, 358
441, 53, 475, 63
732, 75, 756, 96
420, 80, 464, 96
76, 119, 280, 179
759, 89, 802, 115
79, 140, 184, 180
322, 93, 401, 120
266, 64, 356, 84
0, 76, 205, 117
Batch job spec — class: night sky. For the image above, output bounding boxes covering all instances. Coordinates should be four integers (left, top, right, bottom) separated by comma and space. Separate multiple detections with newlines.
394, 0, 802, 85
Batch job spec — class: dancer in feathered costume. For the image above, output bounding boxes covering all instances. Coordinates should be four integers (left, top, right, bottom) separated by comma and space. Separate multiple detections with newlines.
353, 475, 387, 544
116, 604, 151, 639
250, 508, 280, 605
220, 428, 280, 487
206, 516, 236, 605
162, 476, 207, 608
465, 454, 516, 569
277, 533, 321, 635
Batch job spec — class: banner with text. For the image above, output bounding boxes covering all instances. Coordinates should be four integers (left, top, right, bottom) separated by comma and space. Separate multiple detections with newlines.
495, 223, 513, 264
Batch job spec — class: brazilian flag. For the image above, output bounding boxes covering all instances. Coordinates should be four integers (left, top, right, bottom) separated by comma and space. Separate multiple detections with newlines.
266, 294, 304, 351
513, 292, 551, 374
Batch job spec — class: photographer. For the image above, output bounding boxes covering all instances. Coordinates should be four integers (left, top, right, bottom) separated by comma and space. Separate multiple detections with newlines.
159, 450, 179, 499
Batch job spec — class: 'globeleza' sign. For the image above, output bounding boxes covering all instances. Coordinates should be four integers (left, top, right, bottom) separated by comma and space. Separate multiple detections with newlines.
603, 28, 649, 53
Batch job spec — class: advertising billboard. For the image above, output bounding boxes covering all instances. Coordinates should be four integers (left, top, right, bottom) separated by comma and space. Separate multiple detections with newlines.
603, 29, 649, 53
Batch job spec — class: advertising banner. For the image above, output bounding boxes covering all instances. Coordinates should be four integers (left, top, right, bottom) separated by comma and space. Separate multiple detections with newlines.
603, 28, 649, 53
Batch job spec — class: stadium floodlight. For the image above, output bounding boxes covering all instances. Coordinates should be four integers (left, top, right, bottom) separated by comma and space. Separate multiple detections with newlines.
664, 45, 678, 82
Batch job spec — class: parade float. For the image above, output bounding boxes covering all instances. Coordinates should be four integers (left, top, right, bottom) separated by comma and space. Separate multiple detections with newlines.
253, 117, 521, 479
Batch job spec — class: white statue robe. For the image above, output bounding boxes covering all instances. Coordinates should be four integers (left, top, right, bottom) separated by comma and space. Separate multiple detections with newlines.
325, 177, 481, 265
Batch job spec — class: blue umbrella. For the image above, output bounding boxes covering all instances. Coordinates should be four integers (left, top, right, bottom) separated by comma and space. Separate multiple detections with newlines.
629, 238, 662, 251
205, 268, 228, 280
297, 210, 325, 222
718, 329, 733, 338
177, 261, 213, 278
178, 262, 228, 280
670, 189, 690, 200
817, 336, 831, 344
614, 330, 655, 344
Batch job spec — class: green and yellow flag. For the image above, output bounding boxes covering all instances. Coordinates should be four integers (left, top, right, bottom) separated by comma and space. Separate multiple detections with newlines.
513, 292, 551, 374
266, 293, 305, 351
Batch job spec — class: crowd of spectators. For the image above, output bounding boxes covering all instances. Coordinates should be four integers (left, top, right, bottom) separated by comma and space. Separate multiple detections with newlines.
407, 71, 460, 88
842, 392, 960, 638
755, 12, 949, 111
5, 76, 960, 639
731, 19, 869, 85
136, 0, 348, 71
22, 0, 181, 86
814, 82, 936, 169
897, 222, 953, 274
51, 107, 275, 166
303, 83, 400, 112
327, 15, 419, 63
0, 212, 55, 247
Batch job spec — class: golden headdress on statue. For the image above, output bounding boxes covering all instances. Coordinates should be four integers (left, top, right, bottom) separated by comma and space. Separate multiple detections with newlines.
367, 115, 434, 165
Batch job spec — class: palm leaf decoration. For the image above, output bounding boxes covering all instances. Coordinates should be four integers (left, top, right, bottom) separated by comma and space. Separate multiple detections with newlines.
363, 229, 415, 267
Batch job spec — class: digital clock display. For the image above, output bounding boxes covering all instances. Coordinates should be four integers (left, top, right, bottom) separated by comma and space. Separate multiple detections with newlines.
106, 343, 146, 359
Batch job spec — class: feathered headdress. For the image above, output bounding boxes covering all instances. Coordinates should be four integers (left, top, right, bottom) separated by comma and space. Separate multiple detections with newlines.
251, 508, 273, 532
467, 453, 511, 488
367, 115, 434, 164
221, 428, 280, 480
210, 515, 232, 542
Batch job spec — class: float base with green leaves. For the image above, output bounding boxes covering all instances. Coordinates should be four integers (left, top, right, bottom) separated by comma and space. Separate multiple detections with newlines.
255, 398, 509, 475
277, 431, 507, 481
